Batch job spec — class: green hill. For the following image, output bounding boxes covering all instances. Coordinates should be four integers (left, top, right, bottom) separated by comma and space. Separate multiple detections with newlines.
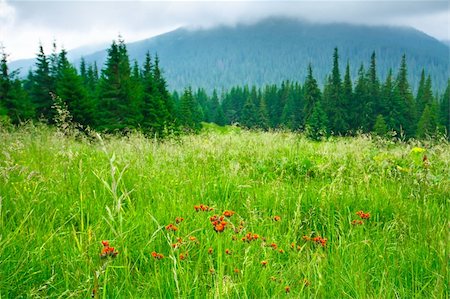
11, 17, 450, 92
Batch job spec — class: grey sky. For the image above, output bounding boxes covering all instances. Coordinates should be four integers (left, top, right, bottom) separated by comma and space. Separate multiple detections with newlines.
1, 0, 449, 60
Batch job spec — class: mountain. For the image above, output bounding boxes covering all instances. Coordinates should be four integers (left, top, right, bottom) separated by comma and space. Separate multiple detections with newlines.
10, 18, 450, 92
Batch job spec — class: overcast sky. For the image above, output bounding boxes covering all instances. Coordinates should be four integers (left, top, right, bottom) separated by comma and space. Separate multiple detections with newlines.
1, 0, 449, 61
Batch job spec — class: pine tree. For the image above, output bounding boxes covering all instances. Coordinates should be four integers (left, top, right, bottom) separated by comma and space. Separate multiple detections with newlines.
96, 38, 140, 131
256, 96, 270, 130
241, 87, 258, 129
366, 51, 380, 129
416, 104, 439, 138
306, 101, 328, 140
439, 80, 449, 136
55, 49, 94, 126
394, 54, 416, 137
342, 62, 353, 131
141, 52, 166, 135
327, 48, 347, 134
373, 114, 388, 136
153, 54, 175, 125
30, 44, 54, 120
352, 64, 369, 131
303, 64, 322, 126
0, 51, 34, 124
178, 86, 201, 132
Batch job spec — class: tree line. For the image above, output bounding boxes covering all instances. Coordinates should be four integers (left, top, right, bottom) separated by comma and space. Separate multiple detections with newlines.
1, 39, 449, 139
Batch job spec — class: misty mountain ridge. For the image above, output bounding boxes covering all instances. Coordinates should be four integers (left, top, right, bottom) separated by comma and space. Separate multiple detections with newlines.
10, 17, 450, 92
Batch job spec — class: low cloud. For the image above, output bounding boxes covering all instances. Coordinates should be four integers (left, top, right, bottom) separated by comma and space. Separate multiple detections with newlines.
2, 1, 449, 60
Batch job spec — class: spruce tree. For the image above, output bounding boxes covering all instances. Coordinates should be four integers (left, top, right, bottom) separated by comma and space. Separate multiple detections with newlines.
178, 86, 201, 132
303, 64, 321, 126
96, 38, 140, 131
306, 101, 328, 140
30, 44, 54, 120
394, 54, 416, 137
373, 114, 388, 136
0, 51, 34, 123
342, 62, 353, 131
241, 87, 258, 129
141, 52, 167, 135
55, 49, 94, 126
324, 48, 347, 134
439, 80, 449, 136
257, 96, 270, 130
366, 51, 380, 129
352, 64, 369, 131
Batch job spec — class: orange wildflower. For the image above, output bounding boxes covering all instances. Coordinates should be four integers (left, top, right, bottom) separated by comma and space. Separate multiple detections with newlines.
273, 215, 281, 221
278, 249, 285, 254
208, 247, 213, 254
225, 248, 232, 255
151, 251, 164, 260
175, 217, 184, 224
351, 219, 364, 226
214, 223, 225, 233
270, 243, 278, 250
223, 210, 235, 217
356, 210, 370, 219
100, 240, 118, 259
165, 224, 178, 231
285, 286, 290, 293
234, 268, 240, 274
179, 252, 188, 260
261, 260, 268, 267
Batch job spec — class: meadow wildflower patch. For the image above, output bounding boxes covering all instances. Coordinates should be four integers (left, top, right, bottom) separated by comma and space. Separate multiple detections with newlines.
1, 129, 447, 298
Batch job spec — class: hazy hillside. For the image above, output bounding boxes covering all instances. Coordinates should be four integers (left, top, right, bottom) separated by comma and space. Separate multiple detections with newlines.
11, 18, 450, 92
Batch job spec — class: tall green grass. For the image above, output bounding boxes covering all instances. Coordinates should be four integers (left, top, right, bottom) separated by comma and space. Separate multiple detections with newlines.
0, 124, 448, 298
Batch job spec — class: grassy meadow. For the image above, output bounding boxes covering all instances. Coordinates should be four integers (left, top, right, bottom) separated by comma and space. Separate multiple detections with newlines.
0, 124, 449, 298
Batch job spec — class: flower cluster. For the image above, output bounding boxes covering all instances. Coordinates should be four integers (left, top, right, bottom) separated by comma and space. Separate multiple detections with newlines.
223, 210, 235, 217
175, 217, 184, 224
165, 223, 178, 231
209, 215, 228, 233
303, 235, 327, 247
194, 204, 213, 212
351, 220, 364, 226
151, 251, 164, 260
242, 232, 259, 242
100, 240, 118, 259
356, 210, 370, 219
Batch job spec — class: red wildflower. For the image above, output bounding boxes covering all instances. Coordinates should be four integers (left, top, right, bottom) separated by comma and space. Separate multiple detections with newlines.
100, 241, 118, 259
